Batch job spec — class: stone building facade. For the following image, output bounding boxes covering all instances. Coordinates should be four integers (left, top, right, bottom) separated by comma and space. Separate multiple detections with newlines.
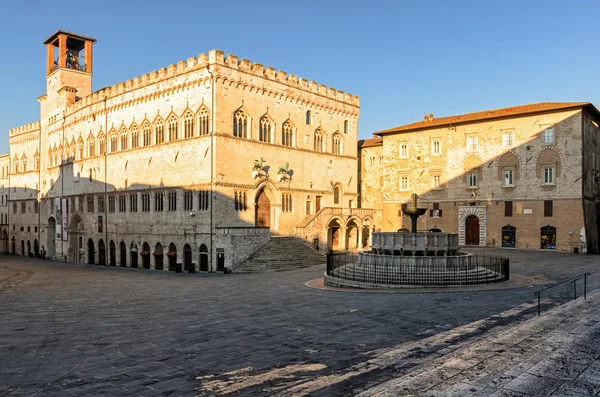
3, 30, 370, 270
360, 102, 600, 253
0, 154, 8, 253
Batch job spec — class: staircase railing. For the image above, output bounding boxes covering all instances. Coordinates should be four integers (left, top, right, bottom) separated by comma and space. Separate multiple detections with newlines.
535, 271, 600, 316
294, 207, 376, 234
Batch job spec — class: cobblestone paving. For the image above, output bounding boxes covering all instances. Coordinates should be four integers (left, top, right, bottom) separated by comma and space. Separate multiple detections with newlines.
0, 249, 599, 396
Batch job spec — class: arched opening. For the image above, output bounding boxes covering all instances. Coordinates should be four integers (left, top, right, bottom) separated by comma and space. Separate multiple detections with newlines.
167, 243, 177, 271
541, 225, 556, 250
141, 242, 151, 269
119, 241, 127, 267
87, 238, 95, 265
154, 243, 164, 271
184, 244, 193, 271
199, 244, 209, 272
98, 239, 106, 265
327, 218, 342, 251
109, 240, 116, 266
70, 214, 84, 263
47, 217, 56, 259
465, 215, 480, 245
333, 185, 341, 205
21, 240, 25, 256
345, 219, 359, 250
27, 240, 32, 257
12, 237, 16, 255
255, 188, 271, 227
130, 241, 139, 269
361, 220, 371, 248
502, 225, 516, 248
34, 239, 39, 257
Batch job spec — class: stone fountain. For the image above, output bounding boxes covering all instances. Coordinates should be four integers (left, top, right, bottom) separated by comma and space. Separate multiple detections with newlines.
324, 193, 509, 288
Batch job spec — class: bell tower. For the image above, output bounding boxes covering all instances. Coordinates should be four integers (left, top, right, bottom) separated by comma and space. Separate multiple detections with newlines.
43, 30, 96, 100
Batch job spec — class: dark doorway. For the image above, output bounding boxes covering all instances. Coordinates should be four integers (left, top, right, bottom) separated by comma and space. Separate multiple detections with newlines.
154, 243, 164, 271
541, 225, 556, 250
141, 242, 151, 269
217, 251, 225, 271
316, 195, 322, 212
98, 239, 106, 265
34, 239, 39, 257
502, 225, 516, 248
130, 242, 138, 269
21, 240, 25, 256
167, 243, 177, 271
109, 241, 116, 266
119, 241, 127, 267
87, 239, 95, 265
47, 217, 56, 258
255, 189, 270, 227
465, 215, 480, 245
327, 218, 342, 251
199, 244, 209, 271
27, 240, 32, 257
184, 244, 192, 271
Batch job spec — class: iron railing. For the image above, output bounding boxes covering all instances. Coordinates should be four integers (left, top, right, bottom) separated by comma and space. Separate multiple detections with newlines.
326, 252, 509, 287
534, 271, 600, 316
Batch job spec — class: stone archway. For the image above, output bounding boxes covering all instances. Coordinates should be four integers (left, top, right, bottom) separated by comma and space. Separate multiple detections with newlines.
345, 218, 360, 250
141, 242, 151, 269
109, 240, 116, 266
47, 217, 56, 259
458, 206, 487, 246
119, 241, 127, 267
154, 243, 164, 271
98, 239, 106, 266
327, 217, 344, 251
255, 188, 271, 227
199, 244, 209, 272
87, 238, 95, 265
184, 244, 193, 271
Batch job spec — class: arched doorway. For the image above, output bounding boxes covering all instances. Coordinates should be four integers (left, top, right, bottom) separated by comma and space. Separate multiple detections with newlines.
87, 239, 95, 264
255, 189, 271, 227
27, 240, 32, 257
184, 244, 193, 271
109, 241, 116, 266
98, 239, 106, 265
34, 239, 39, 257
21, 240, 25, 256
47, 217, 56, 259
130, 241, 139, 269
345, 219, 359, 250
119, 241, 127, 267
167, 243, 177, 271
199, 244, 209, 271
154, 243, 164, 271
141, 242, 151, 269
327, 218, 342, 251
70, 214, 84, 263
465, 215, 480, 245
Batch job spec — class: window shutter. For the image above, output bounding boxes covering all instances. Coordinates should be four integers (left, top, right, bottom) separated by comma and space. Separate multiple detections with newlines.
429, 210, 433, 217
505, 201, 513, 217
544, 200, 553, 217
438, 210, 443, 217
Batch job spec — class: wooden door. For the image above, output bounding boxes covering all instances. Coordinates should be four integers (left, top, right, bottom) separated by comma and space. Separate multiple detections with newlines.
465, 215, 480, 245
316, 196, 322, 212
256, 190, 271, 227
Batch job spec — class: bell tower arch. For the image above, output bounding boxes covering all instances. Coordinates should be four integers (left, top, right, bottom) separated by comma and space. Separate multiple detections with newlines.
43, 30, 96, 100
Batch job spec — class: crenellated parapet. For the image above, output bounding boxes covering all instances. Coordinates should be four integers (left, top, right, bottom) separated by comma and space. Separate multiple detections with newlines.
9, 121, 41, 136
61, 49, 359, 122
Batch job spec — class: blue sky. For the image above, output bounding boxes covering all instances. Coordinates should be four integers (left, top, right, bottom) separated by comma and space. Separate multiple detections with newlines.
1, 0, 599, 154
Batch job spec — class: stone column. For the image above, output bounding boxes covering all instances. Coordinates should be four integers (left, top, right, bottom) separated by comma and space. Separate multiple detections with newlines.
47, 43, 55, 74
357, 226, 363, 249
84, 40, 93, 73
58, 34, 67, 69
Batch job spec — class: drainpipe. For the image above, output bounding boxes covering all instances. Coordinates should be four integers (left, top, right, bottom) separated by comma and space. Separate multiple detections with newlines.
61, 110, 66, 261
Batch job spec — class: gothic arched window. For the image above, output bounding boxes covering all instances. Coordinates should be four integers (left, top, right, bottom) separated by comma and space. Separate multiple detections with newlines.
155, 119, 165, 144
110, 130, 117, 152
199, 108, 210, 136
184, 111, 194, 138
259, 115, 273, 143
88, 136, 95, 157
77, 138, 84, 159
120, 127, 128, 151
131, 125, 139, 149
168, 115, 178, 141
282, 120, 294, 147
332, 133, 343, 155
314, 128, 325, 152
98, 133, 106, 155
306, 110, 312, 125
233, 109, 248, 138
142, 122, 151, 146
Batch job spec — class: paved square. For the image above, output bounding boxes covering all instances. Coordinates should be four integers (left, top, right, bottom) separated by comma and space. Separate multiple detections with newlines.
1, 248, 599, 396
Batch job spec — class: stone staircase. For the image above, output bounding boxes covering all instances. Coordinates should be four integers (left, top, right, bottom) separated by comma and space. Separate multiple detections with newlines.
235, 236, 326, 273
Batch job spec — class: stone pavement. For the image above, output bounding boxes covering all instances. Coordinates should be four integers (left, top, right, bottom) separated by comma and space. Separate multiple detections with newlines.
355, 290, 600, 397
0, 249, 599, 396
